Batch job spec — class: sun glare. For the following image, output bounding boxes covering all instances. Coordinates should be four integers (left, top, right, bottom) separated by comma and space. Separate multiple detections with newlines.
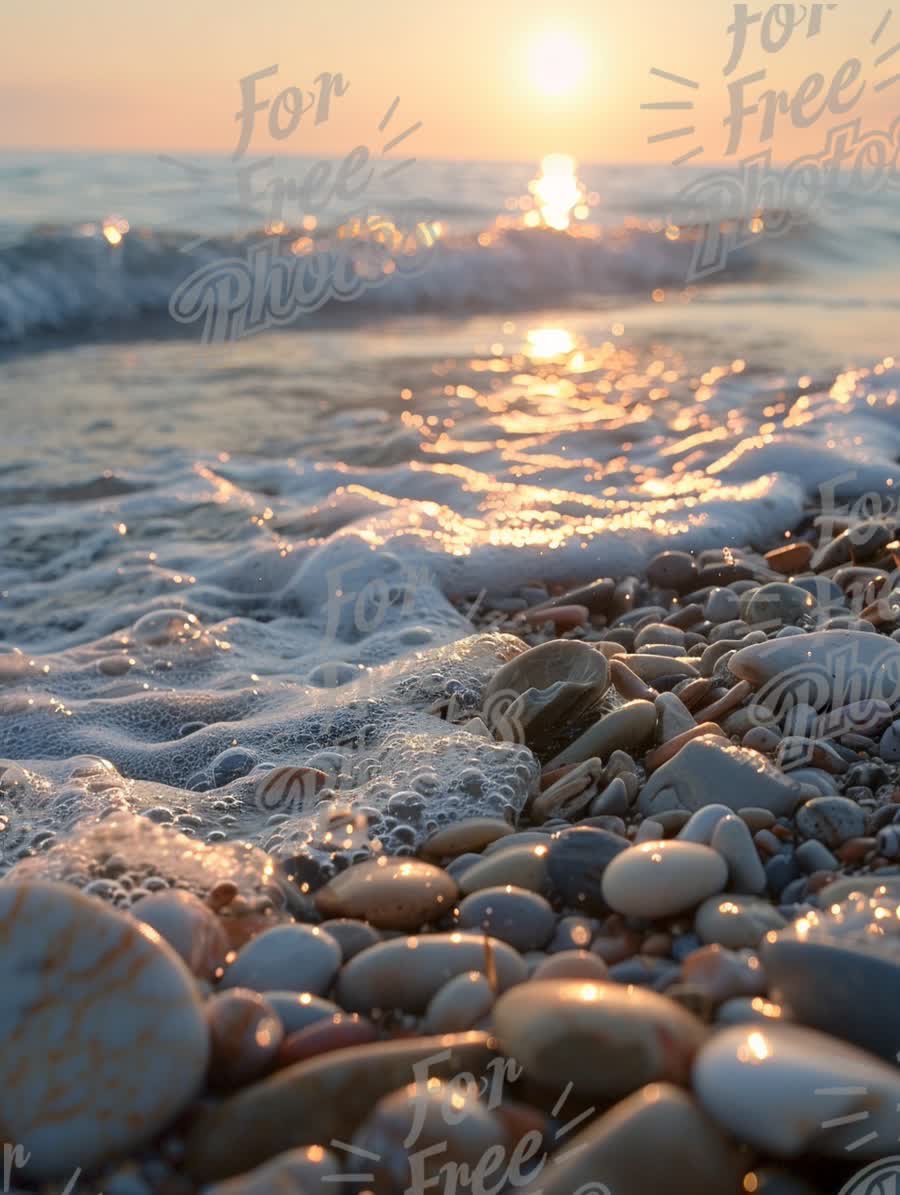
528, 31, 588, 98
530, 154, 583, 231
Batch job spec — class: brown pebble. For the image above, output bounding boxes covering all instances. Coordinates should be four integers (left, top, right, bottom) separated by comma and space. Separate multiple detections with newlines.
665, 603, 705, 629
644, 722, 725, 773
836, 837, 876, 863
692, 681, 753, 724
276, 1015, 378, 1067
522, 604, 589, 630
207, 881, 239, 913
609, 658, 658, 702
765, 541, 813, 574
675, 677, 716, 711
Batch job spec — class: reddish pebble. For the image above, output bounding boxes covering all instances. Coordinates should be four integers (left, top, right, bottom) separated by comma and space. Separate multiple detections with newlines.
276, 1014, 377, 1067
522, 604, 589, 631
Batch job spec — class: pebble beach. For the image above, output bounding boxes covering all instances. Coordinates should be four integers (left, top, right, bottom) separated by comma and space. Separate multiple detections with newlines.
4, 134, 900, 1194
7, 519, 900, 1192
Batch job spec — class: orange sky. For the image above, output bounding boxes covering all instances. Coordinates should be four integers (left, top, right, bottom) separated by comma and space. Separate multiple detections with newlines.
1, 1, 897, 164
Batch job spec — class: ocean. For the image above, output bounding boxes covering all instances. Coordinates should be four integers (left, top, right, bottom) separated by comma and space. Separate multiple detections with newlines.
2, 148, 900, 871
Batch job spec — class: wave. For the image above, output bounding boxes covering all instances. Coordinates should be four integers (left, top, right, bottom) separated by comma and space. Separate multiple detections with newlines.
0, 213, 819, 346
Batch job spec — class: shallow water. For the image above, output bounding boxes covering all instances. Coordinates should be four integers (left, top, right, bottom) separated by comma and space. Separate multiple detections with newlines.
2, 152, 899, 877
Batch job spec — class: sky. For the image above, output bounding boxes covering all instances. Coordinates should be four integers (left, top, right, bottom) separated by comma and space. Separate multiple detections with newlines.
1, 1, 896, 164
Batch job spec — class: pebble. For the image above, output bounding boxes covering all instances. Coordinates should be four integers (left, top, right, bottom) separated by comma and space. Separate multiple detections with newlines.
318, 918, 381, 960
711, 814, 767, 894
647, 550, 698, 593
202, 1146, 340, 1195
456, 885, 556, 951
677, 803, 733, 844
602, 841, 728, 919
693, 1022, 900, 1159
742, 582, 816, 628
765, 541, 813, 574
681, 944, 767, 1003
546, 700, 657, 767
0, 881, 209, 1181
655, 691, 696, 738
457, 843, 549, 894
547, 915, 597, 952
261, 992, 343, 1035
519, 1084, 744, 1195
420, 817, 514, 859
276, 1013, 377, 1066
220, 925, 341, 996
729, 628, 900, 708
314, 858, 457, 930
352, 1080, 507, 1195
794, 839, 840, 873
492, 978, 706, 1099
694, 894, 787, 948
639, 736, 806, 818
336, 932, 527, 1013
482, 639, 609, 753
531, 949, 609, 980
132, 888, 229, 981
794, 796, 867, 847
422, 970, 495, 1033
704, 587, 741, 624
762, 918, 900, 1061
879, 718, 900, 761
206, 990, 284, 1087
547, 826, 630, 914
183, 1033, 496, 1182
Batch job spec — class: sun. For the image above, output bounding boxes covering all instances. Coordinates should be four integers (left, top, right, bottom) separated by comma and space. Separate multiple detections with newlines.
528, 31, 588, 98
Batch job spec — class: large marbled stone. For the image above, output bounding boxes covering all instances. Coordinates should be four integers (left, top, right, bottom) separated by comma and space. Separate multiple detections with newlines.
0, 882, 209, 1181
639, 736, 806, 818
729, 629, 900, 710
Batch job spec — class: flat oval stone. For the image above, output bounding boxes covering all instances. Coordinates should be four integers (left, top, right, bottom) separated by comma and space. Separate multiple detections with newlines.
336, 932, 527, 1013
420, 818, 514, 860
422, 970, 495, 1033
220, 925, 341, 995
457, 843, 550, 894
261, 992, 343, 1035
456, 886, 556, 951
795, 796, 866, 848
546, 826, 630, 914
318, 918, 380, 960
183, 1032, 496, 1182
493, 979, 706, 1100
519, 1083, 744, 1195
314, 858, 457, 931
695, 895, 787, 948
693, 1022, 900, 1159
639, 736, 806, 818
603, 841, 728, 919
0, 881, 208, 1181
